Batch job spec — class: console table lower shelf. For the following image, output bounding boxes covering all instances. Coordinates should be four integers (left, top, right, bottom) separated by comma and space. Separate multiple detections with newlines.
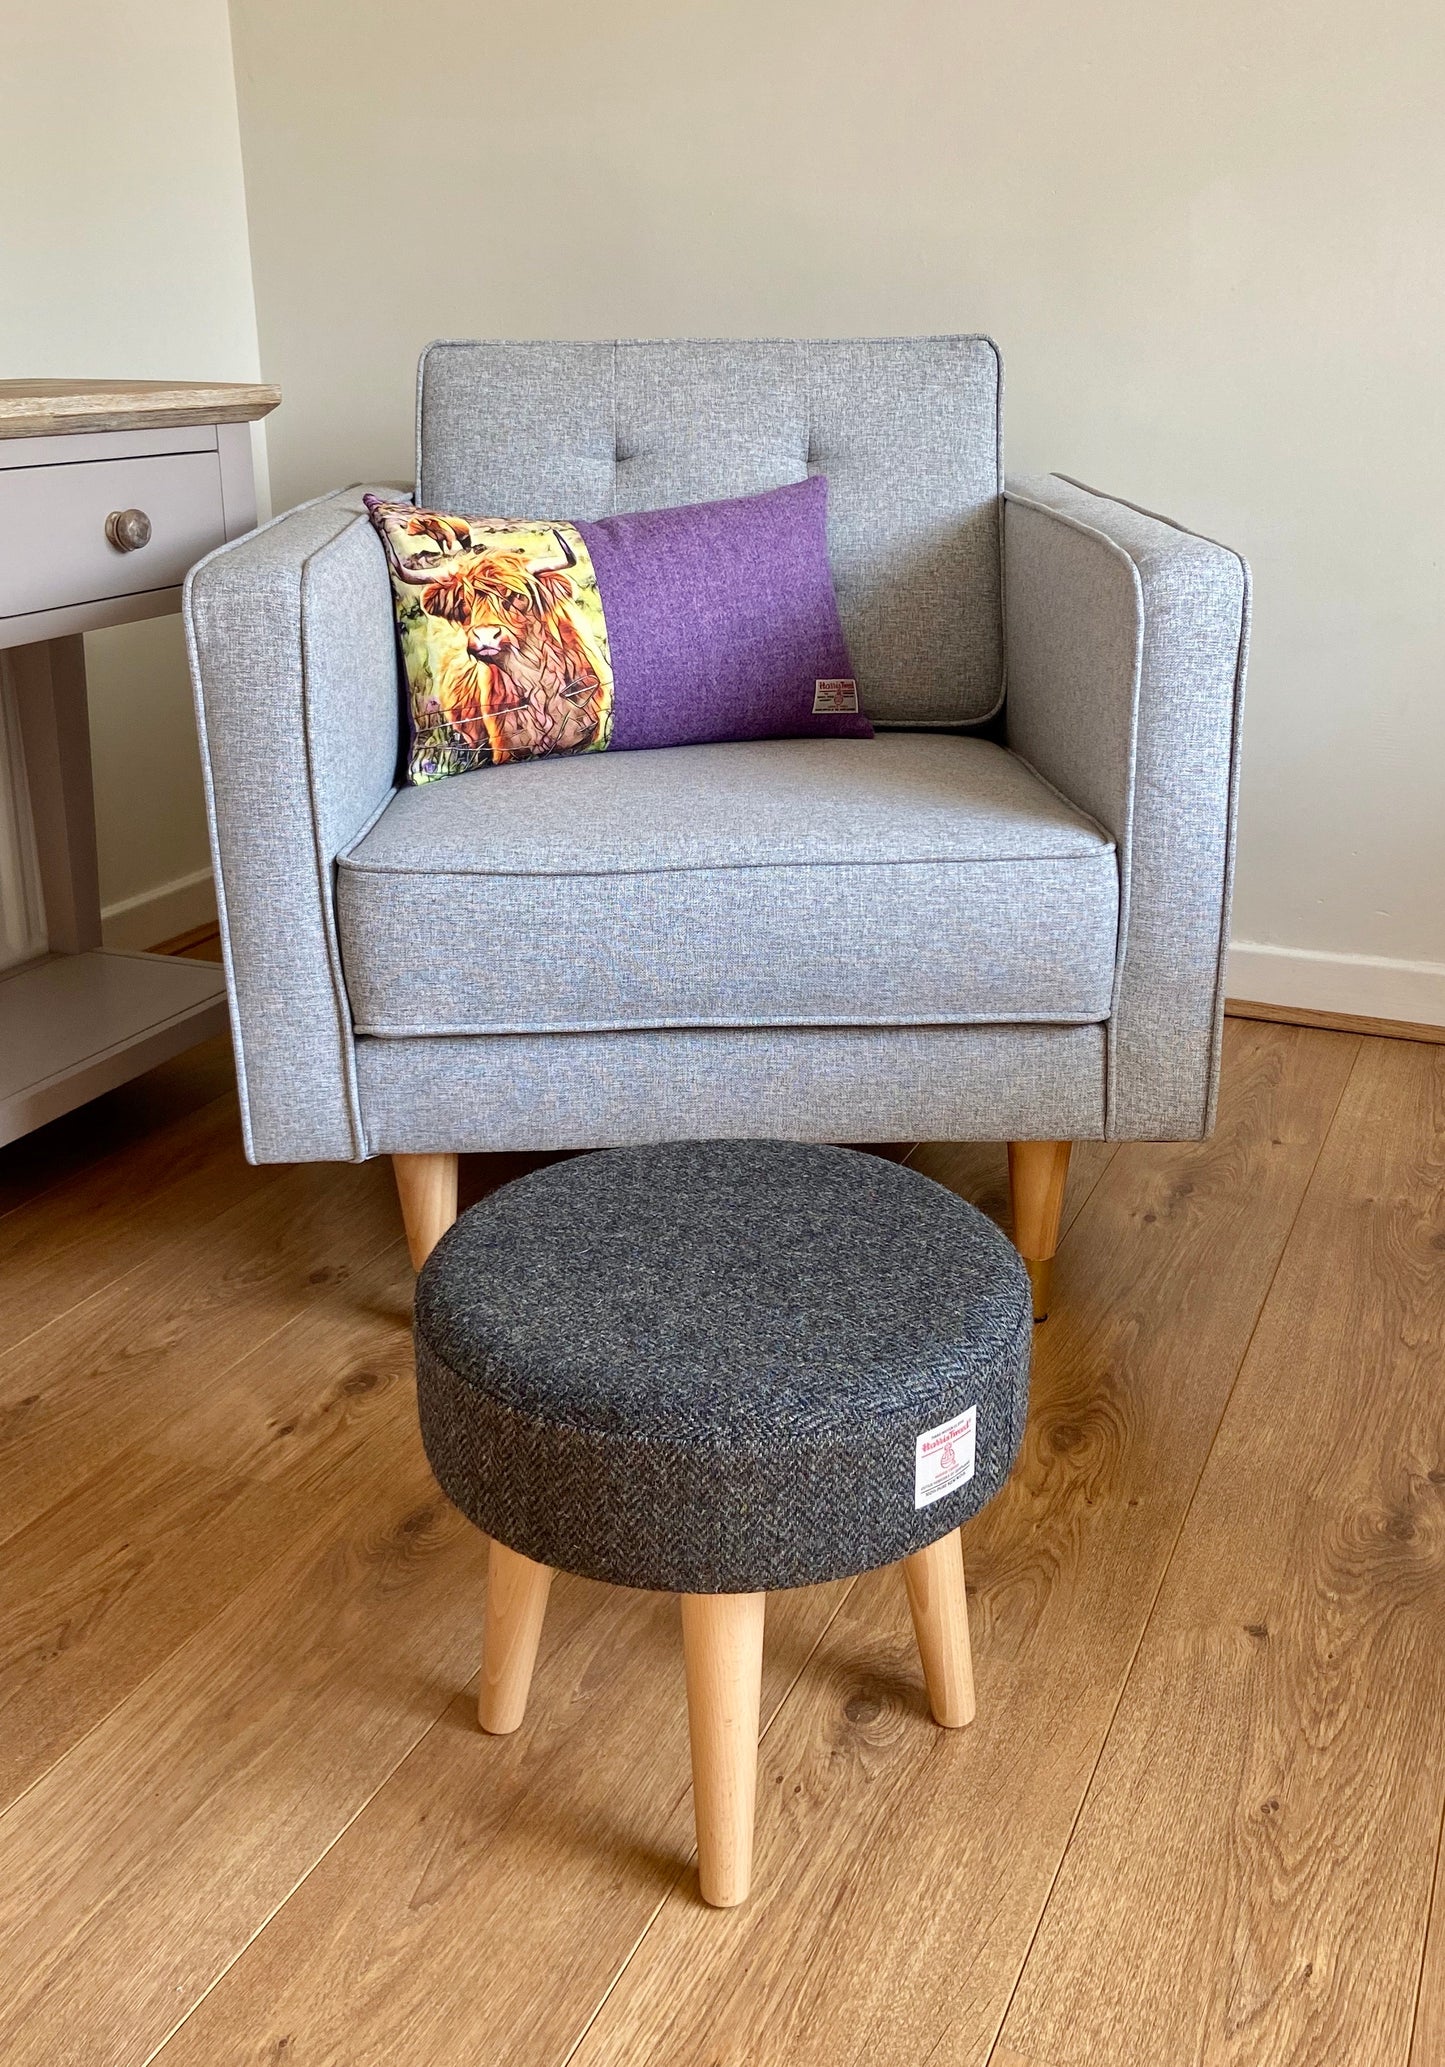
0, 948, 228, 1147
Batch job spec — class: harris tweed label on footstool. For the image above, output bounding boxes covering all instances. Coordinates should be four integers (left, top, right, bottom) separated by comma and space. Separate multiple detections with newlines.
914, 1406, 977, 1509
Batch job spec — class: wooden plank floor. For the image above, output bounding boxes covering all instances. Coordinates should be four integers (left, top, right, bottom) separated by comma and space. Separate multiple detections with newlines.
0, 1008, 1440, 2067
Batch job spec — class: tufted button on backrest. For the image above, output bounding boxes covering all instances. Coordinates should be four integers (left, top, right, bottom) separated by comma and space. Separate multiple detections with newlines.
416, 336, 1003, 727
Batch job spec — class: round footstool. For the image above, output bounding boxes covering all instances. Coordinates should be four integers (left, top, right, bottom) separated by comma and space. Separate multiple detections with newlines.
414, 1138, 1032, 1906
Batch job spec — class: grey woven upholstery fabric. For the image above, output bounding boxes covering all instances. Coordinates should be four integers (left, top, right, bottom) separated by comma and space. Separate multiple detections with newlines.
356, 1022, 1107, 1154
1004, 475, 1249, 1140
337, 736, 1117, 1035
182, 339, 1249, 1166
414, 1140, 1032, 1592
416, 337, 1004, 728
184, 486, 403, 1162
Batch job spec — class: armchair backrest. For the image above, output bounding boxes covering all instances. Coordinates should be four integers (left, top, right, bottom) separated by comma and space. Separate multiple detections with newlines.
416, 336, 1003, 728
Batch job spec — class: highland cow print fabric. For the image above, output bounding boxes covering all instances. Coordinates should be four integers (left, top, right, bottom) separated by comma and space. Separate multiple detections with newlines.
366, 475, 869, 784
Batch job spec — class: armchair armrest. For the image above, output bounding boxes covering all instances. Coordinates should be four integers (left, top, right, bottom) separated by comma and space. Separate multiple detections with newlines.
1003, 474, 1249, 1139
184, 489, 403, 1162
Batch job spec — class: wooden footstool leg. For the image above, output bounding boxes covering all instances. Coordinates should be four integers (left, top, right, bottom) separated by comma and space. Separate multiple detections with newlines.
902, 1530, 976, 1728
680, 1592, 766, 1908
1007, 1139, 1073, 1321
478, 1540, 553, 1735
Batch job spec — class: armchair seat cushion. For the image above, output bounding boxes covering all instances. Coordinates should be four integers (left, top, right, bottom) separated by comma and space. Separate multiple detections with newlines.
335, 734, 1118, 1037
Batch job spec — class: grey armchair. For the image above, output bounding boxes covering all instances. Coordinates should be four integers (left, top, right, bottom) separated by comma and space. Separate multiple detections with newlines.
185, 337, 1248, 1308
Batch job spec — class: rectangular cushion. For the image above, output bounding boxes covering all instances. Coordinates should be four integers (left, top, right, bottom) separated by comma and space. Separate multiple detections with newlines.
416, 337, 1004, 727
336, 736, 1117, 1037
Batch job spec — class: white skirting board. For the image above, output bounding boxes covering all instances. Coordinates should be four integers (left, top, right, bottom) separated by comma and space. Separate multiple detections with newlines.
1228, 941, 1445, 1027
101, 865, 217, 951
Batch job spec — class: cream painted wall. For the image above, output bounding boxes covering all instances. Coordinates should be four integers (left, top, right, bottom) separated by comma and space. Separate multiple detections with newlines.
0, 1, 264, 946
226, 0, 1445, 1017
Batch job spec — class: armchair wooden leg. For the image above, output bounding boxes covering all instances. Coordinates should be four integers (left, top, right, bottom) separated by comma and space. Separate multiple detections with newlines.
478, 1540, 554, 1734
1007, 1139, 1072, 1321
393, 1152, 458, 1270
681, 1591, 766, 1908
902, 1529, 975, 1727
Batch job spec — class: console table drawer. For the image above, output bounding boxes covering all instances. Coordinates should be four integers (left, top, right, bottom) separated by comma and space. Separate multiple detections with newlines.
0, 448, 226, 618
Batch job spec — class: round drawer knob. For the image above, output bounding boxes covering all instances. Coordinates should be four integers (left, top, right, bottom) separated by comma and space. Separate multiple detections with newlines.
105, 507, 152, 553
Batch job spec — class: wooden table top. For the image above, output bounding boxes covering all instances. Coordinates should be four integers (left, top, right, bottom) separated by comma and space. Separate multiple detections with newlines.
0, 379, 281, 439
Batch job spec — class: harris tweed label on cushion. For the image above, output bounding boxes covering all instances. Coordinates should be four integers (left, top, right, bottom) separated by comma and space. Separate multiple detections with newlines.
366, 475, 868, 784
813, 678, 859, 715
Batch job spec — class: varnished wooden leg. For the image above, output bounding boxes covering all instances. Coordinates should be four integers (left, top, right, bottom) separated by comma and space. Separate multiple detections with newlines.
680, 1591, 766, 1907
902, 1530, 976, 1728
478, 1540, 554, 1735
1007, 1138, 1073, 1320
393, 1152, 458, 1270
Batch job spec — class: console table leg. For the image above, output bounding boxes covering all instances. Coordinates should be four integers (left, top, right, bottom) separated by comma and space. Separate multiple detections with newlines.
11, 635, 100, 954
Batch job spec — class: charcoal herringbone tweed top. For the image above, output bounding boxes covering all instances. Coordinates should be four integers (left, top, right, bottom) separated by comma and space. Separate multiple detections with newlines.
414, 1139, 1032, 1593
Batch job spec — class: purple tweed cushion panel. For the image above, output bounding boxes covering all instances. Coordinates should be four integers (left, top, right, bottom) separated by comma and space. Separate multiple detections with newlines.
581, 476, 865, 751
367, 475, 870, 782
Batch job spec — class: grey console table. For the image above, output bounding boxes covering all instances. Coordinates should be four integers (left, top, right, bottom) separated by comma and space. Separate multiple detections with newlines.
0, 379, 279, 1147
